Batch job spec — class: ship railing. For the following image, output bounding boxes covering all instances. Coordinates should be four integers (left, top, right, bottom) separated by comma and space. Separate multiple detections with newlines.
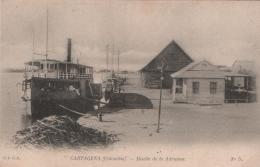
59, 72, 93, 80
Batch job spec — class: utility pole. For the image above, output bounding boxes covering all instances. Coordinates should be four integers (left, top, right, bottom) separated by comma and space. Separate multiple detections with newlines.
157, 65, 164, 133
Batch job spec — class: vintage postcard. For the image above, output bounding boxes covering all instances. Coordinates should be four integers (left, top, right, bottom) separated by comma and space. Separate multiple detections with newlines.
1, 0, 259, 166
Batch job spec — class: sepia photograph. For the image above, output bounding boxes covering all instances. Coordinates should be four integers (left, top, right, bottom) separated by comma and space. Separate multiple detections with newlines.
0, 0, 260, 166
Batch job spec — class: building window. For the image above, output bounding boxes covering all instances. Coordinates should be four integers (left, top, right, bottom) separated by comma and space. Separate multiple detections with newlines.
210, 82, 217, 94
192, 82, 199, 94
40, 64, 44, 69
175, 78, 183, 94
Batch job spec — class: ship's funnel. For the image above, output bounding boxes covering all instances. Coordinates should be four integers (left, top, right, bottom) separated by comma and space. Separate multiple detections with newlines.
67, 38, 72, 62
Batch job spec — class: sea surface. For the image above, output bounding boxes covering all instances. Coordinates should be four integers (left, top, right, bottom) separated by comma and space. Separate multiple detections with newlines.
0, 72, 103, 143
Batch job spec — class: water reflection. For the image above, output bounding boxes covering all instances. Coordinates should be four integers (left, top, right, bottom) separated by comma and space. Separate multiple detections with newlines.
1, 72, 103, 141
0, 73, 32, 141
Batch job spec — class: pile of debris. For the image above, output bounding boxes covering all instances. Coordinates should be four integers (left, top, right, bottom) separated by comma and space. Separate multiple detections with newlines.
13, 115, 117, 149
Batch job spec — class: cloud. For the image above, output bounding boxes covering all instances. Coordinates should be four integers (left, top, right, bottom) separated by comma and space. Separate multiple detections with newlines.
119, 50, 156, 71
1, 1, 260, 71
1, 43, 32, 70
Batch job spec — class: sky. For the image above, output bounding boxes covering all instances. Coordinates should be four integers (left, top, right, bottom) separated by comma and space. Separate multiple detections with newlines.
1, 0, 260, 71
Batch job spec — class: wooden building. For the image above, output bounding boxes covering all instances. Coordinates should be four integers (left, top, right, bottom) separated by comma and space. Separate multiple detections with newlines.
171, 60, 226, 105
140, 40, 193, 89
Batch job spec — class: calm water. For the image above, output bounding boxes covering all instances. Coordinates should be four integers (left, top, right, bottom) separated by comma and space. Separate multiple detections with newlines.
0, 72, 103, 142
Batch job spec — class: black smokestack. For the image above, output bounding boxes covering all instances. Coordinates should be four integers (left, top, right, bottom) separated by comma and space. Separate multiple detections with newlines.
67, 38, 72, 62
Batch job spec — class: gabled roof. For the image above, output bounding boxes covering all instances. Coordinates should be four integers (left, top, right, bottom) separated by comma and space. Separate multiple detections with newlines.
140, 40, 193, 72
171, 60, 226, 79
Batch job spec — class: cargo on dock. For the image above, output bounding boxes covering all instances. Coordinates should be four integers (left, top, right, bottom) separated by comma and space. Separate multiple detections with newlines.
14, 115, 118, 149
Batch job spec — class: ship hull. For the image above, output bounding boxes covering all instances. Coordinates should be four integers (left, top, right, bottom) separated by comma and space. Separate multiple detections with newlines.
31, 98, 94, 119
30, 77, 99, 119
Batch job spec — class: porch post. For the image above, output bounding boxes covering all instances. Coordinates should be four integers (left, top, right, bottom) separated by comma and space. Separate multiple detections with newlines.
183, 79, 187, 98
172, 78, 176, 102
66, 63, 68, 79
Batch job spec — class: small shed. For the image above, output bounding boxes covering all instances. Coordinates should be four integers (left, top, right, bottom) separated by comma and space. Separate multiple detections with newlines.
171, 60, 225, 105
140, 40, 193, 89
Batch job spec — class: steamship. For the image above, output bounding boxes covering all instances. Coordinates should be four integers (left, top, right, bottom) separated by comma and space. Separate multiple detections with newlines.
22, 39, 102, 118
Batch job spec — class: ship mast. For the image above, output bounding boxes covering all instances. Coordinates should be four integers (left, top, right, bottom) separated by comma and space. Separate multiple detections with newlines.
31, 29, 35, 77
106, 44, 109, 77
117, 48, 120, 75
44, 7, 49, 78
112, 42, 114, 74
